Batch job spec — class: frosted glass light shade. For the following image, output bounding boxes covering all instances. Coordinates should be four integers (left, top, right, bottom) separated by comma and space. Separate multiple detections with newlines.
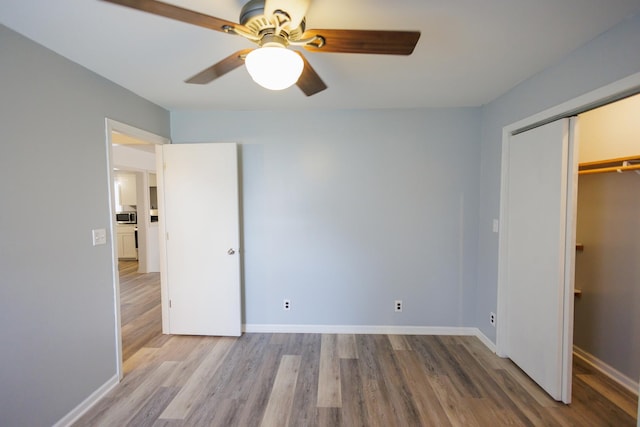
245, 46, 304, 90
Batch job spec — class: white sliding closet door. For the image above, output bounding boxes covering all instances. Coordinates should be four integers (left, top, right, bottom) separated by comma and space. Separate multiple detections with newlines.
499, 118, 578, 403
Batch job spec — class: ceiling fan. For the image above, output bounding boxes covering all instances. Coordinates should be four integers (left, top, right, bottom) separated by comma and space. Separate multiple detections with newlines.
101, 0, 421, 96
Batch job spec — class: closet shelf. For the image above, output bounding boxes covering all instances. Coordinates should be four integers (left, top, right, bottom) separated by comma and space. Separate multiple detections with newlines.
578, 155, 640, 175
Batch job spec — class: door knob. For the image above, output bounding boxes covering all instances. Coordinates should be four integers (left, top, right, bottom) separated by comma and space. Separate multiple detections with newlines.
228, 248, 236, 255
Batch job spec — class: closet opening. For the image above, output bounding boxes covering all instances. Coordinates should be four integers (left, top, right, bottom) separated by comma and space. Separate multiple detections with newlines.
572, 93, 640, 411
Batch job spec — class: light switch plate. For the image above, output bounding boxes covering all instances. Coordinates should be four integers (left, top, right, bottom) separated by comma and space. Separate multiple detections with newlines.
92, 228, 107, 246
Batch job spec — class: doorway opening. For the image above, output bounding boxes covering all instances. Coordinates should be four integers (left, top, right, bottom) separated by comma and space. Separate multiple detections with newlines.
105, 119, 169, 378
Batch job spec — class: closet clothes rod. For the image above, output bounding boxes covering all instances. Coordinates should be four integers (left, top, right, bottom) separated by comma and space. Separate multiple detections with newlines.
578, 164, 640, 175
578, 154, 640, 175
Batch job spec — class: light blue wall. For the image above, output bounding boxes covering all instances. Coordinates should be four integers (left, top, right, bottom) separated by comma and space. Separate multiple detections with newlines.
0, 24, 169, 427
476, 13, 640, 342
171, 108, 481, 328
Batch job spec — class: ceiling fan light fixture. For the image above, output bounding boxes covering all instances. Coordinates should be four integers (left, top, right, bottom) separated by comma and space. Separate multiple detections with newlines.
245, 45, 304, 91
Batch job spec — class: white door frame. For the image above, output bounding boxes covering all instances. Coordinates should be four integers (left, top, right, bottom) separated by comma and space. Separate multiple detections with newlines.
496, 72, 640, 399
104, 118, 170, 380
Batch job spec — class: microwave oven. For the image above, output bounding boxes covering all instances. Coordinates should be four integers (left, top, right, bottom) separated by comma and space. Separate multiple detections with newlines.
116, 212, 137, 224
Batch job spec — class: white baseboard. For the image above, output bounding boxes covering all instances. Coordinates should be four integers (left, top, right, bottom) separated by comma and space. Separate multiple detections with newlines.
573, 345, 639, 396
244, 323, 480, 335
243, 324, 496, 350
474, 329, 497, 353
53, 374, 119, 427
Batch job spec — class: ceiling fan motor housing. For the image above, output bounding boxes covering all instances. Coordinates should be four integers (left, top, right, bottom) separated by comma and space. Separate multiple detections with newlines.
240, 0, 306, 41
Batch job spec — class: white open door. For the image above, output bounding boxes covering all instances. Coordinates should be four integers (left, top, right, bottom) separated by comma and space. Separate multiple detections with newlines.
498, 118, 577, 403
157, 142, 241, 336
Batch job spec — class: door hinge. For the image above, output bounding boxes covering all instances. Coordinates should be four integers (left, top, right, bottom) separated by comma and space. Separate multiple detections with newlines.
166, 232, 169, 240
163, 162, 167, 170
169, 299, 172, 308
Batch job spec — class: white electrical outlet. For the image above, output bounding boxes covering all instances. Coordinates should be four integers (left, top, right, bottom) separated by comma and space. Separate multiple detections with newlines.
283, 299, 291, 311
489, 312, 496, 326
395, 300, 403, 312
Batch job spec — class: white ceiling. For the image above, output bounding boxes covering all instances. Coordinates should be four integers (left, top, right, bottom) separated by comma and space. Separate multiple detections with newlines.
1, 0, 640, 111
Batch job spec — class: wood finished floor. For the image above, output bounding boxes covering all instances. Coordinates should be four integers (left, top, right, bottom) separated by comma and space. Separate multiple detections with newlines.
76, 335, 638, 427
97, 264, 638, 426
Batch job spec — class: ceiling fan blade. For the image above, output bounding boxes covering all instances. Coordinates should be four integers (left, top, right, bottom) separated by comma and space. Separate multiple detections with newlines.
101, 0, 242, 34
185, 49, 253, 84
264, 0, 310, 30
302, 29, 420, 55
296, 53, 327, 96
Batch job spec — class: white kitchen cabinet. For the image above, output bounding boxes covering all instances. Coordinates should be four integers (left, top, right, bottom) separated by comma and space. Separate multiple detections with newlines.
116, 224, 137, 259
116, 172, 137, 207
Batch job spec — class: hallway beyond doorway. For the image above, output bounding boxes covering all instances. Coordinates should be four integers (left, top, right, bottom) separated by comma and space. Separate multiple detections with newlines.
119, 260, 167, 362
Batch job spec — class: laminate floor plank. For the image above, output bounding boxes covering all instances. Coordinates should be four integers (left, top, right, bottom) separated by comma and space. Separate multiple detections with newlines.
339, 358, 370, 427
440, 337, 500, 399
443, 338, 536, 425
463, 336, 558, 408
200, 398, 244, 427
572, 374, 636, 426
502, 364, 560, 409
157, 335, 205, 361
75, 333, 638, 426
491, 368, 558, 426
337, 334, 358, 359
466, 397, 529, 427
354, 334, 397, 427
409, 335, 458, 383
151, 419, 184, 427
279, 332, 306, 355
317, 334, 341, 408
73, 361, 178, 426
118, 260, 162, 363
289, 334, 322, 426
123, 347, 159, 375
577, 374, 637, 418
373, 335, 422, 426
394, 349, 452, 426
428, 374, 482, 427
159, 337, 236, 420
230, 340, 285, 427
126, 386, 180, 427
212, 333, 272, 402
75, 345, 172, 426
160, 336, 221, 388
143, 331, 173, 349
388, 334, 412, 351
430, 336, 483, 399
316, 407, 342, 426
260, 355, 301, 427
121, 304, 163, 361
